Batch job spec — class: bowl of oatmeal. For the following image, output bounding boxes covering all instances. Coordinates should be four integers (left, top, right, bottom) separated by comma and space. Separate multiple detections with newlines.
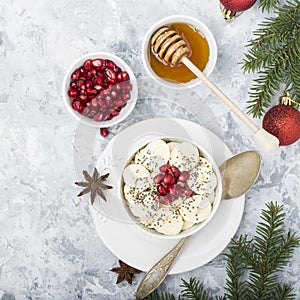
121, 138, 222, 239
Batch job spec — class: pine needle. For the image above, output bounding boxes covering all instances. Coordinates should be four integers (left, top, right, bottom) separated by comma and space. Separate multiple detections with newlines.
241, 0, 300, 118
145, 202, 299, 300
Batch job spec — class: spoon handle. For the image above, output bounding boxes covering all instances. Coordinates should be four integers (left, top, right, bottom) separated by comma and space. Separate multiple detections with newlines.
181, 56, 279, 153
135, 237, 189, 300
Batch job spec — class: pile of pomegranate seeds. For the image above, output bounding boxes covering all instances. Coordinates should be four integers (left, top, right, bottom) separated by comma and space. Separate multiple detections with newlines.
68, 58, 132, 125
154, 164, 193, 205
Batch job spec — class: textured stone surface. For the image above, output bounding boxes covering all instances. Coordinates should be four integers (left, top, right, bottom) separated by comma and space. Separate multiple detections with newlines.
0, 0, 299, 299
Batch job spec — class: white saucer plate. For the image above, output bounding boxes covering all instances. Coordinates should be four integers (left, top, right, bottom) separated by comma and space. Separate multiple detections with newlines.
91, 118, 245, 274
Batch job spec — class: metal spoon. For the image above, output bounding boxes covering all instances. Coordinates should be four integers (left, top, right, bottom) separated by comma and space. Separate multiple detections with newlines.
136, 151, 261, 300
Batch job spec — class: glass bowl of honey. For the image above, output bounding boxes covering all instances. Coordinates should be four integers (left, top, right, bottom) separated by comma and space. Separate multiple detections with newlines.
142, 15, 217, 89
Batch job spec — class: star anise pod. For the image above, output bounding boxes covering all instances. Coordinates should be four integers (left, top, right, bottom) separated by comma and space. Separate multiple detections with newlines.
111, 260, 142, 284
75, 168, 113, 204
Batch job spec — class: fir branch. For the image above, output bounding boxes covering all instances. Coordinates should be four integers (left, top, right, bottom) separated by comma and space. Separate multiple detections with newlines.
180, 278, 211, 300
259, 0, 281, 12
241, 0, 300, 117
223, 236, 248, 299
270, 283, 296, 299
146, 203, 299, 300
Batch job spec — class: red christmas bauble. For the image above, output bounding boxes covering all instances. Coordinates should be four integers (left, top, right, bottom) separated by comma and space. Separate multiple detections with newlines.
220, 0, 257, 12
263, 104, 300, 146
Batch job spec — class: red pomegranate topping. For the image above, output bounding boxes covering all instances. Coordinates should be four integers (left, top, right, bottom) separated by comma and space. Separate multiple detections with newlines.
67, 58, 133, 136
154, 164, 193, 205
100, 128, 109, 137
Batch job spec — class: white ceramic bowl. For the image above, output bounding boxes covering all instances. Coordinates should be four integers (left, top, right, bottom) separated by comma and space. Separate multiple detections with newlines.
142, 15, 218, 89
120, 137, 222, 240
62, 52, 138, 127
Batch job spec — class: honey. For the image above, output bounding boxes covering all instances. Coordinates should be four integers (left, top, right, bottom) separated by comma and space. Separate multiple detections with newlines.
148, 22, 210, 83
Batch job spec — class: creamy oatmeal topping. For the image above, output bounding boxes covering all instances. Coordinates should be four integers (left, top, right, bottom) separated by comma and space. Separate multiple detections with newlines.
122, 139, 217, 235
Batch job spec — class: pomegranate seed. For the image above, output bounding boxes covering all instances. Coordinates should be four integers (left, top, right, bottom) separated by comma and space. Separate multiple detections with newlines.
77, 79, 85, 89
72, 100, 84, 112
93, 113, 102, 122
91, 98, 98, 107
157, 185, 167, 196
163, 173, 174, 184
97, 98, 106, 108
70, 81, 77, 89
116, 73, 122, 82
165, 194, 176, 203
111, 91, 117, 98
121, 71, 130, 81
82, 107, 89, 115
167, 184, 175, 194
178, 171, 190, 182
105, 59, 116, 69
68, 88, 78, 98
184, 188, 193, 197
71, 69, 80, 80
111, 109, 119, 117
92, 59, 104, 69
100, 128, 109, 137
80, 89, 86, 95
79, 94, 87, 101
114, 99, 126, 108
124, 84, 133, 91
154, 173, 165, 184
90, 68, 97, 75
154, 195, 160, 202
123, 93, 131, 100
159, 165, 169, 173
177, 181, 186, 188
159, 196, 171, 206
85, 80, 92, 88
86, 72, 93, 80
114, 66, 121, 73
106, 69, 116, 81
79, 67, 86, 76
89, 109, 97, 118
105, 97, 113, 107
171, 166, 180, 178
86, 88, 97, 96
94, 85, 102, 91
84, 59, 92, 70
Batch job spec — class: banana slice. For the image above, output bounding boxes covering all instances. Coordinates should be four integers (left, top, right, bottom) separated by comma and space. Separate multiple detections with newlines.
137, 190, 160, 210
179, 197, 200, 223
192, 194, 211, 208
182, 221, 195, 230
135, 149, 147, 164
152, 208, 183, 235
188, 166, 214, 193
194, 203, 212, 223
199, 157, 213, 169
123, 164, 150, 187
140, 155, 165, 173
169, 142, 199, 171
123, 184, 145, 204
143, 139, 170, 163
128, 202, 155, 227
204, 173, 217, 194
169, 196, 184, 208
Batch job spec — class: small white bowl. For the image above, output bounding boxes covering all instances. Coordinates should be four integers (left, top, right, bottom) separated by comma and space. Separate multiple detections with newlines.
62, 52, 138, 127
142, 15, 218, 89
120, 137, 222, 240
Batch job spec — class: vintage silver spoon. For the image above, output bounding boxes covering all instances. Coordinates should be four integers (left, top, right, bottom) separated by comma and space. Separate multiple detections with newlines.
136, 151, 261, 300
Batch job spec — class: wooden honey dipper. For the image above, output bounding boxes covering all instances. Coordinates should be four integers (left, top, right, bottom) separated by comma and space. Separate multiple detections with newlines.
151, 26, 279, 153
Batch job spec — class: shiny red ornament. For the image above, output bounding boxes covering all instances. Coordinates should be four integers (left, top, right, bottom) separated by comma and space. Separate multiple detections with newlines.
220, 0, 257, 12
262, 104, 300, 146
